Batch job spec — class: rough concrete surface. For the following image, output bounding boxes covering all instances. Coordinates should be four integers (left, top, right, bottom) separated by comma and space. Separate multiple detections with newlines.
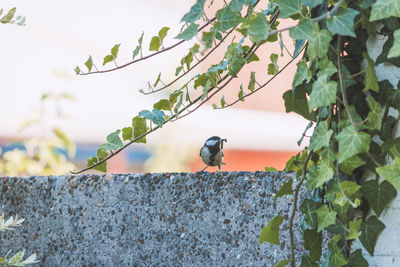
0, 172, 306, 266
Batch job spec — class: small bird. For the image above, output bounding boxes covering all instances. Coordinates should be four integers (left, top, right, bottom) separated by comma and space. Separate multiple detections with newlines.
200, 136, 227, 172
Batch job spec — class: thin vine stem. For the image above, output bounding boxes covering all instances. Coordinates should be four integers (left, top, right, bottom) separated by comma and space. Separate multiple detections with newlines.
78, 18, 216, 76
289, 151, 313, 267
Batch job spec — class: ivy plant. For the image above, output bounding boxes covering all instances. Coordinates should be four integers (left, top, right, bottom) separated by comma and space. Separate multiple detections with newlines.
73, 0, 400, 266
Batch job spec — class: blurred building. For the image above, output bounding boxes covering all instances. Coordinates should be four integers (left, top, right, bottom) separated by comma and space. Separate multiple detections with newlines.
0, 0, 308, 174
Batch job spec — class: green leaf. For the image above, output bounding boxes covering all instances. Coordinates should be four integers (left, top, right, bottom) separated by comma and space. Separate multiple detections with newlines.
289, 19, 315, 40
326, 8, 359, 37
158, 26, 170, 42
347, 219, 362, 240
317, 205, 337, 232
229, 0, 251, 12
153, 99, 171, 111
275, 179, 293, 201
122, 127, 133, 141
111, 44, 120, 58
202, 31, 215, 49
340, 181, 361, 197
336, 125, 371, 163
363, 180, 397, 217
304, 229, 322, 261
84, 55, 93, 72
309, 121, 333, 151
149, 36, 161, 51
259, 215, 284, 245
339, 155, 365, 175
388, 29, 400, 58
370, 0, 400, 21
363, 53, 379, 92
220, 96, 226, 108
275, 0, 302, 18
302, 0, 323, 8
306, 159, 334, 190
74, 66, 81, 75
103, 55, 114, 66
317, 57, 338, 78
328, 235, 347, 267
292, 59, 311, 88
359, 216, 385, 256
175, 66, 183, 76
308, 74, 337, 111
300, 199, 322, 228
133, 32, 144, 59
246, 13, 270, 42
215, 6, 243, 32
347, 249, 368, 267
176, 23, 199, 40
228, 52, 246, 77
0, 7, 16, 24
139, 109, 166, 127
268, 53, 279, 75
99, 130, 124, 150
201, 80, 211, 100
265, 166, 278, 171
238, 84, 245, 101
248, 71, 256, 92
273, 259, 291, 267
283, 86, 317, 121
307, 29, 332, 61
366, 96, 383, 130
376, 157, 400, 189
132, 116, 147, 143
181, 0, 206, 23
153, 72, 162, 87
300, 255, 319, 267
169, 90, 182, 107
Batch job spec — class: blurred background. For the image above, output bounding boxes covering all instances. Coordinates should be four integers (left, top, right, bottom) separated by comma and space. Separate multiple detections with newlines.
0, 0, 309, 175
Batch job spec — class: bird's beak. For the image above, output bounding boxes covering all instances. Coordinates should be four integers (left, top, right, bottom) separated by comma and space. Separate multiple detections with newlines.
220, 138, 227, 148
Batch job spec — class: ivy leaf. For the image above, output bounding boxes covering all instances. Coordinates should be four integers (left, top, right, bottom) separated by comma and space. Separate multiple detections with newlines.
74, 66, 81, 75
317, 205, 337, 232
84, 55, 93, 72
181, 0, 205, 23
339, 155, 366, 174
149, 36, 161, 51
300, 199, 322, 228
275, 0, 302, 18
245, 71, 255, 92
238, 84, 245, 101
215, 6, 243, 32
259, 215, 283, 245
87, 148, 108, 172
99, 130, 124, 150
202, 31, 215, 49
359, 216, 385, 256
229, 0, 251, 12
283, 86, 317, 121
201, 80, 211, 100
153, 72, 162, 87
309, 121, 333, 151
370, 0, 400, 22
293, 39, 305, 58
133, 32, 144, 59
169, 90, 182, 107
317, 57, 337, 78
158, 26, 170, 42
307, 29, 332, 62
292, 59, 311, 88
328, 235, 347, 267
228, 52, 246, 77
300, 255, 319, 267
103, 55, 114, 66
132, 116, 147, 143
111, 44, 120, 58
340, 181, 361, 197
139, 109, 166, 127
326, 8, 359, 37
308, 74, 337, 111
347, 249, 368, 267
363, 180, 397, 217
153, 99, 171, 111
336, 125, 371, 163
304, 229, 322, 261
220, 96, 226, 108
246, 13, 270, 42
0, 7, 16, 24
289, 19, 315, 41
363, 53, 379, 92
376, 157, 400, 189
273, 259, 291, 267
347, 219, 362, 240
176, 23, 199, 40
306, 159, 334, 190
268, 53, 279, 75
302, 0, 323, 9
122, 127, 133, 141
388, 29, 400, 58
366, 96, 383, 130
274, 179, 293, 201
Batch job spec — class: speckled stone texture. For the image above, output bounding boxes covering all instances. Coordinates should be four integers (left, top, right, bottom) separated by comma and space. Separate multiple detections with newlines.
0, 172, 306, 266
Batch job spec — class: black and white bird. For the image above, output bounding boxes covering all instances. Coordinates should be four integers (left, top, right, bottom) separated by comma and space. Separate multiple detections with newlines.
200, 136, 227, 171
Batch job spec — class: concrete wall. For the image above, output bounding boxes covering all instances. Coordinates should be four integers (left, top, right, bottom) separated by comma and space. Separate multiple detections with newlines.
0, 172, 306, 266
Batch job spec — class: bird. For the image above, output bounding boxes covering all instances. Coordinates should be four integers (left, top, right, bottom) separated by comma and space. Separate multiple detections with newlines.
200, 136, 227, 172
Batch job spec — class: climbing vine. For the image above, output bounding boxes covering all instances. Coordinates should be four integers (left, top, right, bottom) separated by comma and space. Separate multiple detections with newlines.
73, 0, 400, 266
